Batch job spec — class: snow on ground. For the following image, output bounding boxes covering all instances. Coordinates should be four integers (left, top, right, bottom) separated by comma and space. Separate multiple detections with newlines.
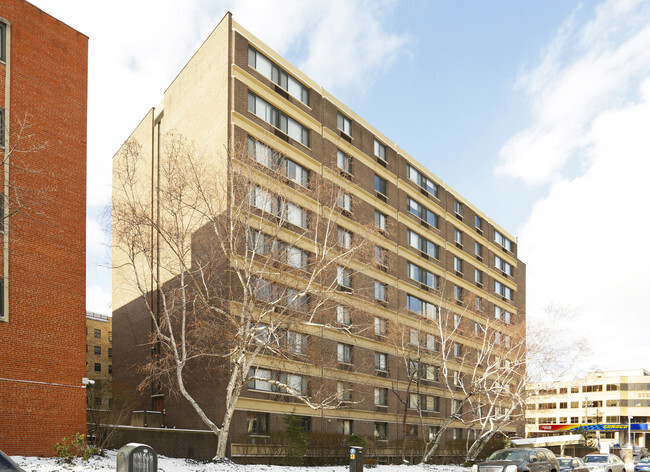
12, 450, 470, 472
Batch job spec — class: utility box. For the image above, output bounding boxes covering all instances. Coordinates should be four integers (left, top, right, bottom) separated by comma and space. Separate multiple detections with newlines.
117, 443, 157, 472
349, 446, 364, 472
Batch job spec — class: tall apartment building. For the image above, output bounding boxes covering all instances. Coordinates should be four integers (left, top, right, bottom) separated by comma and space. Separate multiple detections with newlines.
0, 1, 87, 456
526, 369, 650, 449
86, 312, 113, 410
112, 13, 525, 460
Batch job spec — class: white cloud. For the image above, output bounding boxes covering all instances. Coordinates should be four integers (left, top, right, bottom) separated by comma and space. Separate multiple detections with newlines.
508, 0, 650, 371
87, 284, 111, 316
86, 217, 107, 260
498, 0, 650, 185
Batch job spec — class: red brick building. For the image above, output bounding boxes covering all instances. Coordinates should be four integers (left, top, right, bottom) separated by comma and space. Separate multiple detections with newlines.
0, 0, 87, 456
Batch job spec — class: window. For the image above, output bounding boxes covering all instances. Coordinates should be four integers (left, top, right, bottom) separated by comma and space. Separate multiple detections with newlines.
424, 365, 439, 382
454, 343, 462, 358
407, 425, 418, 438
374, 139, 386, 161
475, 242, 482, 258
374, 174, 387, 196
248, 92, 310, 146
374, 281, 387, 302
338, 419, 352, 435
428, 426, 440, 441
454, 285, 463, 301
406, 164, 438, 197
475, 215, 482, 231
495, 281, 513, 300
494, 230, 513, 252
408, 393, 420, 409
454, 228, 463, 246
0, 23, 5, 63
409, 329, 419, 346
453, 428, 462, 440
374, 210, 387, 231
251, 187, 309, 228
337, 227, 352, 249
454, 199, 462, 216
287, 246, 308, 270
287, 331, 305, 354
337, 343, 352, 363
407, 294, 437, 319
248, 367, 272, 391
374, 422, 387, 440
375, 352, 388, 371
337, 305, 351, 325
454, 256, 463, 273
453, 399, 462, 413
94, 329, 101, 338
337, 192, 352, 212
407, 262, 439, 289
407, 229, 439, 259
248, 47, 309, 105
426, 334, 439, 351
475, 269, 483, 284
337, 150, 352, 175
375, 246, 387, 267
247, 137, 309, 186
94, 363, 101, 372
494, 255, 514, 276
94, 346, 101, 355
494, 306, 512, 323
108, 348, 113, 358
108, 365, 113, 374
453, 314, 461, 328
337, 266, 351, 288
374, 388, 388, 406
407, 198, 439, 227
247, 412, 269, 435
374, 317, 386, 336
337, 112, 351, 135
286, 289, 308, 312
285, 202, 308, 228
337, 382, 352, 402
474, 321, 482, 335
475, 297, 482, 311
280, 372, 307, 395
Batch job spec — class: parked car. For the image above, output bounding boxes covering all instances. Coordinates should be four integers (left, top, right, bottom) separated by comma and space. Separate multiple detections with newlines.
634, 457, 650, 472
472, 448, 561, 472
582, 454, 625, 472
557, 457, 589, 472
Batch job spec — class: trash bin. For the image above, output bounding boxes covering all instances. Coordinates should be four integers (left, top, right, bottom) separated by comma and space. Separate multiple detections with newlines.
349, 446, 364, 472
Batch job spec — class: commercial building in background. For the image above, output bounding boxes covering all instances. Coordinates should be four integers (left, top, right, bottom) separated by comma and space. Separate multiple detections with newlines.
0, 1, 87, 456
112, 12, 525, 461
86, 312, 113, 410
526, 369, 650, 449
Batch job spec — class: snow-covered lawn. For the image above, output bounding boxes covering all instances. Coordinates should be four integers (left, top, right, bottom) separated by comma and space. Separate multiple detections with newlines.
12, 450, 470, 472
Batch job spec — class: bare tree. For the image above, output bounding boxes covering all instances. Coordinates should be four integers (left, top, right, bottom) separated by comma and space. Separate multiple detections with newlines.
112, 132, 378, 459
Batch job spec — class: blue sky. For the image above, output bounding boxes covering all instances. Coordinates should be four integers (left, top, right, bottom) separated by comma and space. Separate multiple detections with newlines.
30, 0, 650, 374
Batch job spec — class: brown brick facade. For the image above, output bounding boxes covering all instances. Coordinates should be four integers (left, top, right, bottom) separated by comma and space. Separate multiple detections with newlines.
0, 0, 87, 457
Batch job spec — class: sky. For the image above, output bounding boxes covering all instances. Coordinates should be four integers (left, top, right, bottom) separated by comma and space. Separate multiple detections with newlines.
28, 0, 650, 376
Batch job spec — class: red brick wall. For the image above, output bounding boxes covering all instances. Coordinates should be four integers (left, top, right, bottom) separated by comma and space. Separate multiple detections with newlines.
0, 0, 87, 456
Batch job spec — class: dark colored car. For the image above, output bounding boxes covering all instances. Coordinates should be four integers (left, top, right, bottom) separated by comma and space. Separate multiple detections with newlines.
635, 457, 650, 472
558, 456, 589, 472
473, 448, 561, 472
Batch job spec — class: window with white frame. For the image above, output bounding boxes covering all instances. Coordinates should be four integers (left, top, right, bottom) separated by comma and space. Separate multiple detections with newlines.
407, 262, 439, 289
475, 269, 483, 284
408, 393, 420, 409
279, 372, 306, 395
247, 367, 272, 391
337, 112, 351, 135
475, 242, 483, 257
424, 365, 438, 382
453, 314, 461, 328
337, 149, 352, 174
453, 399, 462, 413
375, 352, 388, 371
494, 255, 514, 276
337, 192, 352, 212
407, 198, 439, 227
286, 160, 309, 187
407, 229, 439, 259
374, 174, 387, 196
454, 285, 463, 301
374, 139, 386, 161
374, 210, 387, 230
406, 163, 438, 197
454, 256, 463, 273
337, 226, 352, 249
247, 92, 310, 146
474, 321, 482, 335
407, 294, 437, 319
374, 388, 388, 406
494, 229, 513, 252
337, 266, 351, 288
286, 288, 308, 312
374, 422, 387, 440
409, 329, 419, 346
338, 419, 352, 435
287, 331, 306, 354
374, 317, 386, 336
475, 296, 482, 311
337, 343, 352, 363
494, 306, 512, 324
375, 246, 387, 267
494, 280, 513, 300
475, 215, 482, 230
454, 199, 462, 216
287, 246, 308, 270
284, 202, 309, 228
454, 228, 463, 245
337, 382, 352, 401
426, 334, 439, 351
248, 47, 309, 105
336, 305, 351, 325
374, 281, 387, 302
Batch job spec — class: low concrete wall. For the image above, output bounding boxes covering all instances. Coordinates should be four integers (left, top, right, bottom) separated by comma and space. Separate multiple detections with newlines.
105, 425, 217, 461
